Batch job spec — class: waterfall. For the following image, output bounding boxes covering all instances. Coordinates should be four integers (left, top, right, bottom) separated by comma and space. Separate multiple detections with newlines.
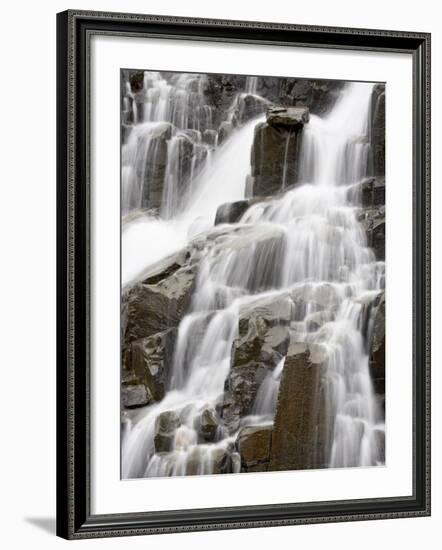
122, 79, 385, 478
121, 72, 216, 217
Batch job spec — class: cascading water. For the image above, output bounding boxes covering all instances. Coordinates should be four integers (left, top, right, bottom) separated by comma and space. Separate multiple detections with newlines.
122, 78, 385, 478
121, 71, 263, 286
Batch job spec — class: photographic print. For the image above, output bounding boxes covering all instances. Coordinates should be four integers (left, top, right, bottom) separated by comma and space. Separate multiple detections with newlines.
120, 70, 386, 480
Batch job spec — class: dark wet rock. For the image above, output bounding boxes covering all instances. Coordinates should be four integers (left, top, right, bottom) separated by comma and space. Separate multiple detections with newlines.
214, 198, 266, 225
231, 451, 241, 473
121, 104, 134, 125
374, 427, 385, 463
347, 176, 385, 208
269, 342, 328, 471
121, 383, 152, 409
184, 449, 202, 476
369, 292, 385, 395
237, 94, 270, 123
202, 129, 218, 147
258, 78, 344, 115
234, 299, 291, 367
203, 74, 247, 126
124, 252, 195, 347
183, 447, 232, 476
215, 200, 251, 225
237, 425, 272, 472
267, 106, 309, 128
137, 247, 192, 286
121, 123, 133, 144
130, 328, 177, 402
251, 117, 305, 196
370, 84, 385, 177
136, 123, 173, 210
167, 133, 195, 205
218, 121, 233, 145
196, 407, 220, 442
211, 448, 233, 474
129, 70, 144, 93
154, 411, 181, 453
357, 206, 385, 261
222, 298, 291, 431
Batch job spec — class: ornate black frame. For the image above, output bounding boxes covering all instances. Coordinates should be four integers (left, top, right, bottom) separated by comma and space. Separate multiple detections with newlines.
56, 9, 431, 539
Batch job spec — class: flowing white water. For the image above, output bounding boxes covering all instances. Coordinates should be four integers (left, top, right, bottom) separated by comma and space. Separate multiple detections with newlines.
122, 117, 261, 286
122, 80, 385, 478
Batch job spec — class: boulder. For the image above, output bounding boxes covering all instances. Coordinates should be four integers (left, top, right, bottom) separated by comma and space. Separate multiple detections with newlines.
121, 383, 152, 409
250, 116, 305, 196
370, 84, 385, 177
196, 407, 220, 442
154, 410, 181, 453
269, 342, 328, 471
369, 292, 385, 395
130, 328, 177, 402
214, 198, 273, 225
136, 246, 192, 286
358, 206, 385, 261
214, 200, 251, 225
211, 448, 233, 474
124, 262, 195, 347
237, 425, 273, 471
266, 106, 309, 128
347, 176, 385, 208
222, 298, 291, 431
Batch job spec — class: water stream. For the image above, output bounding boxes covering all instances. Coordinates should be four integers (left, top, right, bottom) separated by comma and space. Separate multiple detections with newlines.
121, 75, 385, 478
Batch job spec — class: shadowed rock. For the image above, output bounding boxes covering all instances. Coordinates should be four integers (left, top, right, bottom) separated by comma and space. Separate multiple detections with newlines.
222, 298, 291, 431
129, 328, 177, 402
124, 263, 195, 346
250, 107, 307, 196
347, 176, 385, 208
211, 448, 233, 474
269, 342, 328, 471
237, 425, 273, 472
139, 123, 173, 210
214, 199, 264, 225
357, 205, 385, 261
196, 407, 220, 442
154, 411, 181, 453
121, 382, 152, 409
369, 292, 385, 395
370, 84, 385, 177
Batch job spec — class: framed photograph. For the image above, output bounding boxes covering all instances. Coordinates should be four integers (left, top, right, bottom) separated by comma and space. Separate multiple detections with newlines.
56, 10, 431, 539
